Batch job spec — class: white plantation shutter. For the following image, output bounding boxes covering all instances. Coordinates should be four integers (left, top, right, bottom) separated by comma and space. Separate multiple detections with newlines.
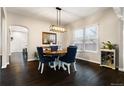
73, 29, 84, 51
73, 25, 98, 52
84, 25, 98, 52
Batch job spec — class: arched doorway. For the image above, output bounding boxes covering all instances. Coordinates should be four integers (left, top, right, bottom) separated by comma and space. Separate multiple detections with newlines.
9, 25, 29, 63
10, 25, 29, 53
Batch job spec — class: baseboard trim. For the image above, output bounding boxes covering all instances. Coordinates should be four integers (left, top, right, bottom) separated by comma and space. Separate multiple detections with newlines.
76, 57, 124, 72
76, 57, 100, 64
1, 64, 7, 69
1, 62, 9, 69
28, 58, 37, 62
119, 68, 124, 72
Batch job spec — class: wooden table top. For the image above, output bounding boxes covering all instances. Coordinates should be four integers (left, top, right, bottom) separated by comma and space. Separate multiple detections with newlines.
43, 49, 67, 55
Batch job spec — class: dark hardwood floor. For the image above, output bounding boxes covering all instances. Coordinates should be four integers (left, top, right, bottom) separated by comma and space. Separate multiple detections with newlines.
1, 52, 124, 86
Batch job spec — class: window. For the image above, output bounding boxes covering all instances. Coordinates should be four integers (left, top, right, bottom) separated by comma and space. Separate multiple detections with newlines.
73, 29, 84, 51
84, 25, 98, 52
73, 25, 98, 52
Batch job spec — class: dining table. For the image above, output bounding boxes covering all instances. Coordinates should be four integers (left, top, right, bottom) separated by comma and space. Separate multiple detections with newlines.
43, 49, 67, 70
43, 49, 67, 55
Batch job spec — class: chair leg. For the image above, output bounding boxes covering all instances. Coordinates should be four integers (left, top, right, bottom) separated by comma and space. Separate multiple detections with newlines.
53, 62, 56, 71
49, 62, 54, 68
41, 63, 44, 74
73, 62, 77, 71
58, 61, 61, 69
38, 62, 41, 70
49, 62, 51, 66
67, 64, 71, 74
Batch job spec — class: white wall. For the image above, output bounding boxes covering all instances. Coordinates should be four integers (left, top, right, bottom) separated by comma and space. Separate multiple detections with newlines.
0, 8, 2, 69
64, 8, 120, 64
119, 20, 124, 71
0, 8, 1, 55
7, 12, 63, 60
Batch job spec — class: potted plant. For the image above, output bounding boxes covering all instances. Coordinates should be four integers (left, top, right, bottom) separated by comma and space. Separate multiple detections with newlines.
102, 41, 114, 49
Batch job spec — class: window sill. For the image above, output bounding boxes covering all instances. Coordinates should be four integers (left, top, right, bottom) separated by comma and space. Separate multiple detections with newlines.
84, 50, 98, 53
77, 50, 98, 53
77, 50, 83, 53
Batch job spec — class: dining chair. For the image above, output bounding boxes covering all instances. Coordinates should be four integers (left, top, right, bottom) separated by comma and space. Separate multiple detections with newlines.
59, 46, 77, 74
37, 47, 55, 74
50, 45, 58, 51
49, 45, 59, 67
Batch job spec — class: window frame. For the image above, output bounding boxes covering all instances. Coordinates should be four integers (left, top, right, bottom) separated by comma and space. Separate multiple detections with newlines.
83, 24, 99, 53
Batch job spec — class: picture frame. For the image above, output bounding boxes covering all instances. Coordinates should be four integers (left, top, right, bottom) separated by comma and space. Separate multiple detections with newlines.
42, 32, 57, 44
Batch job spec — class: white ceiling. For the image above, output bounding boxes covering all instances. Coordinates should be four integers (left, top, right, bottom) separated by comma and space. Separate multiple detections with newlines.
7, 7, 110, 25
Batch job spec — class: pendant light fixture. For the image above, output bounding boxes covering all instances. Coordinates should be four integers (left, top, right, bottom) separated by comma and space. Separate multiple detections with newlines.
50, 7, 66, 32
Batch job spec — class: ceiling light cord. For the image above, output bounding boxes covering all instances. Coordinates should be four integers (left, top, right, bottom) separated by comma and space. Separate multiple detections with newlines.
59, 9, 61, 26
50, 7, 66, 33
57, 9, 59, 26
56, 7, 62, 26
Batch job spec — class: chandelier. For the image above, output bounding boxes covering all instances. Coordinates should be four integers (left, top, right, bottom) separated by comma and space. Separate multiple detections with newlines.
50, 7, 66, 32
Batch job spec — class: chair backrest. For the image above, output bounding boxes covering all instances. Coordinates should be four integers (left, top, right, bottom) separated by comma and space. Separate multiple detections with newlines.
66, 46, 77, 63
69, 45, 77, 47
37, 47, 45, 61
50, 46, 58, 51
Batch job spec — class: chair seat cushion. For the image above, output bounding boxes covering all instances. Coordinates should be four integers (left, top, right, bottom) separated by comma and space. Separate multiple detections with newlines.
59, 56, 74, 63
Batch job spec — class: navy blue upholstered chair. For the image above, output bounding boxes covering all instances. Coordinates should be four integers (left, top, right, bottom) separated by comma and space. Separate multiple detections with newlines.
49, 46, 59, 67
50, 45, 58, 51
50, 46, 58, 59
37, 47, 55, 74
59, 46, 77, 74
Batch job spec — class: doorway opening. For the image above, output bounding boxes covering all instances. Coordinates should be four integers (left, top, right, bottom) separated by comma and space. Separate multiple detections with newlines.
9, 25, 29, 64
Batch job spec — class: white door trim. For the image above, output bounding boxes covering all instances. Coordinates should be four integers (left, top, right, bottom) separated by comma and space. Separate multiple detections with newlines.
1, 7, 9, 68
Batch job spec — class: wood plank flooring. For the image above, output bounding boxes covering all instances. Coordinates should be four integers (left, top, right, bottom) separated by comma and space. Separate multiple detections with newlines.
0, 52, 124, 86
